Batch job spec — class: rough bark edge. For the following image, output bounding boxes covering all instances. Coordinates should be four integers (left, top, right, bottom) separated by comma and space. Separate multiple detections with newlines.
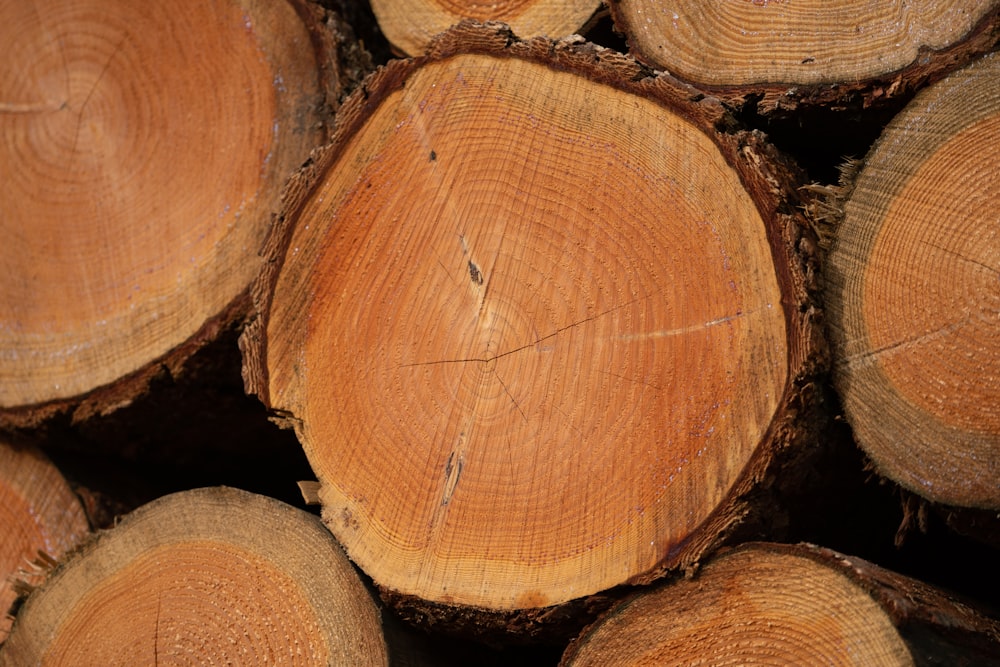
381, 586, 618, 646
0, 0, 363, 432
799, 157, 863, 250
626, 129, 829, 587
241, 19, 824, 631
608, 5, 1000, 120
934, 504, 1000, 552
886, 469, 1000, 560
2, 491, 194, 623
297, 0, 380, 114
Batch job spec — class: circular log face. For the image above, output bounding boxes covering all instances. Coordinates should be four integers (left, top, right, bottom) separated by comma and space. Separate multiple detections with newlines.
612, 0, 995, 86
0, 0, 323, 408
0, 488, 388, 666
264, 54, 788, 608
562, 545, 913, 666
828, 53, 1000, 509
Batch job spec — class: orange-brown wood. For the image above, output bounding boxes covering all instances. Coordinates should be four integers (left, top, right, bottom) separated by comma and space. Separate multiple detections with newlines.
243, 24, 818, 613
0, 441, 89, 642
609, 1, 1000, 113
0, 487, 388, 665
561, 542, 1000, 665
370, 0, 601, 56
0, 0, 338, 427
615, 0, 994, 86
826, 53, 1000, 510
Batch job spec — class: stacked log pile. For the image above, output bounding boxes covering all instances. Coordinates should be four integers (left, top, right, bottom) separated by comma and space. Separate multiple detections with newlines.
1, 0, 998, 664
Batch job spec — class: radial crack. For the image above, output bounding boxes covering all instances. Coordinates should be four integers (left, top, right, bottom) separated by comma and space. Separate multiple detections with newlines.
0, 101, 65, 113
493, 369, 528, 422
70, 36, 126, 159
617, 310, 749, 341
398, 300, 637, 369
597, 368, 663, 391
920, 239, 1000, 277
153, 589, 161, 666
838, 315, 972, 370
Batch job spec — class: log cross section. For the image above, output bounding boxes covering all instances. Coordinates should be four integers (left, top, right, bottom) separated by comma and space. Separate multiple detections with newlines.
243, 26, 812, 612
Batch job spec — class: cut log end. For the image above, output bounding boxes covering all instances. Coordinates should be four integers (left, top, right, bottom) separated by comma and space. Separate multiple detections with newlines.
615, 0, 997, 85
244, 24, 817, 613
0, 487, 388, 666
561, 542, 1000, 665
609, 2, 1000, 112
0, 0, 332, 422
827, 52, 1000, 510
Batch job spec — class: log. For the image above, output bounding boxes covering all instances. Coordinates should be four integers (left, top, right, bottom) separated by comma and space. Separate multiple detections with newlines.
0, 487, 388, 665
4, 2, 995, 662
241, 22, 822, 621
0, 0, 358, 428
0, 440, 90, 642
608, 1, 1000, 115
824, 52, 1000, 510
369, 0, 601, 57
561, 542, 1000, 665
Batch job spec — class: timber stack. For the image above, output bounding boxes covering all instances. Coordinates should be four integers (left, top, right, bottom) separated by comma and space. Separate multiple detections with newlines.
1, 0, 998, 664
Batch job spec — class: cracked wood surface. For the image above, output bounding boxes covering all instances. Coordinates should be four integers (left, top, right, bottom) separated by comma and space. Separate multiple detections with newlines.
242, 23, 817, 614
826, 52, 1000, 510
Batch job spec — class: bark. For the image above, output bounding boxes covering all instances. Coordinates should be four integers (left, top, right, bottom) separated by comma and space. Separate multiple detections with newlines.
0, 0, 367, 430
824, 52, 1000, 510
0, 487, 388, 665
561, 542, 1000, 666
241, 21, 823, 622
